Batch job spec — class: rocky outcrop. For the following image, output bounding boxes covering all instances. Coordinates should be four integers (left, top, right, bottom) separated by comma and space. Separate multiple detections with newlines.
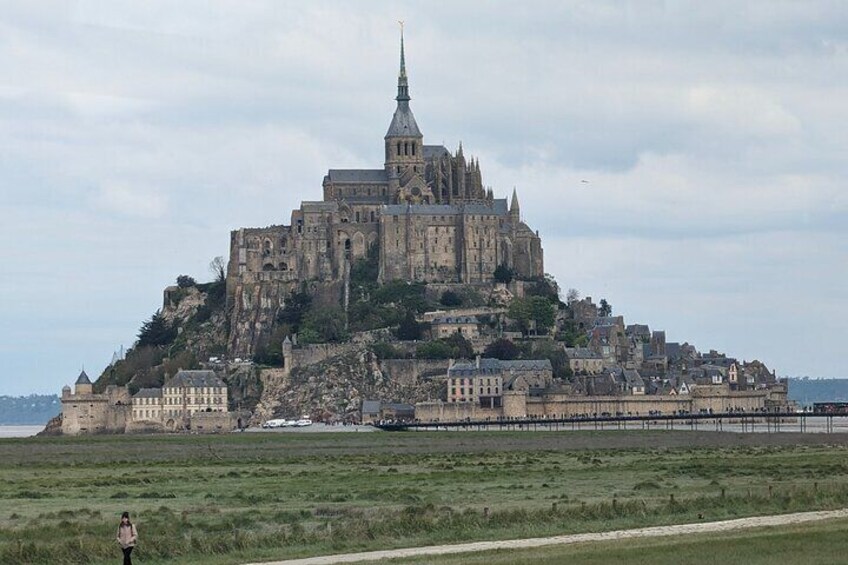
252, 348, 443, 424
38, 414, 63, 436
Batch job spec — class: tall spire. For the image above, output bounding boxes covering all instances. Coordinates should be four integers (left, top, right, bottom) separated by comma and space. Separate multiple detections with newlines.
396, 22, 410, 104
385, 23, 421, 139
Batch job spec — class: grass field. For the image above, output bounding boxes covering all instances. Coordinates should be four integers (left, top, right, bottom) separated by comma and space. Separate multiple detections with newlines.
2, 430, 848, 564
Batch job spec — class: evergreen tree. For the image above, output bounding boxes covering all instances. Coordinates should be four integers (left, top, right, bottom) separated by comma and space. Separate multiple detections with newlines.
137, 310, 177, 347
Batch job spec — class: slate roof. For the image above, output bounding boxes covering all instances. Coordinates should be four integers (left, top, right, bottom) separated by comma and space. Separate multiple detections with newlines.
361, 399, 381, 414
301, 201, 338, 212
448, 358, 552, 377
500, 360, 553, 372
75, 370, 92, 385
432, 316, 479, 325
665, 342, 682, 360
623, 370, 645, 388
383, 199, 508, 217
595, 316, 625, 328
386, 105, 422, 137
449, 358, 502, 376
565, 347, 602, 360
326, 169, 388, 183
423, 145, 450, 159
133, 388, 163, 399
164, 370, 225, 389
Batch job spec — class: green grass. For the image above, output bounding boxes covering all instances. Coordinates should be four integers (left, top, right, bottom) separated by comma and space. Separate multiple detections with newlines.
2, 431, 848, 564
364, 518, 848, 564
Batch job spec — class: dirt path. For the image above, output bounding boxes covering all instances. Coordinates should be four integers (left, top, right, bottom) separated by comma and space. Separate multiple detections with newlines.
244, 508, 848, 565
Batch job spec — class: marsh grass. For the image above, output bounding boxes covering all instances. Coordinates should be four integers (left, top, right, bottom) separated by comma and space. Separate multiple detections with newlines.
2, 432, 848, 564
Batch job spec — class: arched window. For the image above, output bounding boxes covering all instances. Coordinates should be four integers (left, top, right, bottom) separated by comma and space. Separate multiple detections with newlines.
397, 142, 401, 155
370, 210, 375, 222
344, 239, 351, 251
404, 142, 409, 156
411, 142, 416, 156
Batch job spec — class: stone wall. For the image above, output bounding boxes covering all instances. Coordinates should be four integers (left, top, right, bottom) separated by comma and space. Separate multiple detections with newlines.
191, 411, 237, 433
417, 386, 775, 422
380, 359, 450, 387
61, 385, 131, 435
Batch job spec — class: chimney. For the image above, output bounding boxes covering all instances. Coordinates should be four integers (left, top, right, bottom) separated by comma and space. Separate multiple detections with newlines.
448, 358, 454, 369
476, 355, 481, 369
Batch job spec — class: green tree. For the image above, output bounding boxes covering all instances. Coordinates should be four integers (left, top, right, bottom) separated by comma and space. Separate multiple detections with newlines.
277, 291, 313, 330
137, 310, 177, 347
526, 273, 560, 304
493, 263, 514, 284
299, 305, 348, 343
599, 298, 612, 317
415, 340, 454, 359
176, 275, 196, 288
483, 338, 520, 360
439, 290, 463, 307
531, 340, 573, 379
508, 296, 556, 335
444, 332, 474, 359
396, 310, 422, 341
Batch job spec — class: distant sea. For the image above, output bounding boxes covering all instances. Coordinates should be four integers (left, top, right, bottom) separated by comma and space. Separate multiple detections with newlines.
0, 425, 44, 438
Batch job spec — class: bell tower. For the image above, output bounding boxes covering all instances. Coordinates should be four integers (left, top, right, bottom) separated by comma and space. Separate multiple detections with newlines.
385, 25, 425, 187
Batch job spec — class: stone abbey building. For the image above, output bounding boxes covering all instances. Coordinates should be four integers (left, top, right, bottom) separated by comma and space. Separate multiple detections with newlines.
226, 35, 543, 356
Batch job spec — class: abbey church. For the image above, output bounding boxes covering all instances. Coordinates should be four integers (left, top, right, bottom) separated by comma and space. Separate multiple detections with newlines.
226, 34, 544, 355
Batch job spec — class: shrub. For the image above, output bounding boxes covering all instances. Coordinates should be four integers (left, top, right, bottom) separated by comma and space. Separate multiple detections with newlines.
439, 291, 463, 307
176, 275, 196, 288
483, 338, 520, 360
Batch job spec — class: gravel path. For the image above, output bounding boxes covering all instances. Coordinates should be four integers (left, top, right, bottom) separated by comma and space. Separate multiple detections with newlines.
244, 508, 848, 565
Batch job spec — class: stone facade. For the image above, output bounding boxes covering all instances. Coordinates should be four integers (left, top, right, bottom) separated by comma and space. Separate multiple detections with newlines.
226, 35, 543, 357
162, 370, 229, 429
417, 384, 790, 422
61, 371, 131, 435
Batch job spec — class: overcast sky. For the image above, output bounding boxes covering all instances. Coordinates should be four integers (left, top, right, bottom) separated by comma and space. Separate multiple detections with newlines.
1, 1, 846, 395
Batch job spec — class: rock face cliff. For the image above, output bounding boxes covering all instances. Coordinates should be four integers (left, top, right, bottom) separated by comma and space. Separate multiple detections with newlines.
252, 347, 443, 424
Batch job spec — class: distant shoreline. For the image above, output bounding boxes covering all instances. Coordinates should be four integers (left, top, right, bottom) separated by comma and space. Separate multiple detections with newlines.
0, 425, 45, 438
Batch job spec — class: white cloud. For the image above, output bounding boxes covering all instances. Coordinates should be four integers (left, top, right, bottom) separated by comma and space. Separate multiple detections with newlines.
1, 1, 846, 394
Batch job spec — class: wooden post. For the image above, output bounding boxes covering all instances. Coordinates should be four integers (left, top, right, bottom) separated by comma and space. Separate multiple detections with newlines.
483, 507, 489, 518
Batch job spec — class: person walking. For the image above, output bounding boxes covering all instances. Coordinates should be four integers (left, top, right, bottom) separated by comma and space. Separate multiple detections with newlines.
116, 511, 138, 565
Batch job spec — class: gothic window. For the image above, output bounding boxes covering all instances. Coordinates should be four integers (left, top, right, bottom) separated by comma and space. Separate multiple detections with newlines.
397, 142, 401, 155
413, 166, 417, 172
355, 211, 360, 222
344, 239, 351, 251
411, 142, 416, 156
370, 211, 375, 222
404, 142, 409, 156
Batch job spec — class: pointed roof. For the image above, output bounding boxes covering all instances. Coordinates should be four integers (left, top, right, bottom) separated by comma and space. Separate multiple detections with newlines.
510, 188, 520, 212
386, 27, 421, 138
75, 370, 91, 385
